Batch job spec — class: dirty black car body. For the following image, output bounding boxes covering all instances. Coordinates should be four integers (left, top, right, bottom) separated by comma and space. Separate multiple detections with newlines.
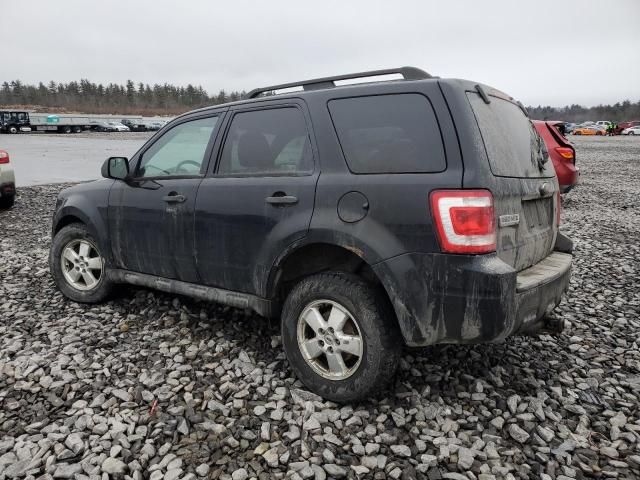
50, 67, 572, 402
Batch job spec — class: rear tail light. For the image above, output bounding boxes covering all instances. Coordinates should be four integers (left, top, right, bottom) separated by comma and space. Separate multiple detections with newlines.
556, 191, 562, 226
0, 151, 9, 164
430, 190, 496, 254
555, 147, 574, 160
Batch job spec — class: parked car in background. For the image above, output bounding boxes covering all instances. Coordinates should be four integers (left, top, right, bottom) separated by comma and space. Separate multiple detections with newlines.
48, 67, 572, 402
121, 119, 147, 132
573, 125, 604, 135
145, 121, 165, 131
91, 121, 130, 132
563, 122, 577, 134
622, 126, 640, 135
533, 121, 578, 193
91, 121, 116, 132
0, 150, 16, 208
596, 121, 612, 129
107, 122, 130, 132
619, 120, 640, 130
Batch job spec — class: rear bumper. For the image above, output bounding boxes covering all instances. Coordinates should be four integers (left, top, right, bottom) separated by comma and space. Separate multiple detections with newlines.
373, 233, 573, 347
555, 162, 579, 193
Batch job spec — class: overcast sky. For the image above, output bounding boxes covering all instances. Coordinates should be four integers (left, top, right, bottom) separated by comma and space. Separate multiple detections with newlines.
3, 0, 639, 106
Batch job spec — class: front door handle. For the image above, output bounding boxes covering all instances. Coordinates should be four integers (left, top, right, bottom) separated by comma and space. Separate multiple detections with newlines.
163, 194, 186, 203
266, 194, 298, 205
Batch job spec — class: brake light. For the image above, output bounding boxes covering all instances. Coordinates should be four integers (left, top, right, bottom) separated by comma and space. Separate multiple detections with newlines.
555, 147, 574, 160
0, 151, 9, 164
430, 190, 496, 254
556, 190, 561, 226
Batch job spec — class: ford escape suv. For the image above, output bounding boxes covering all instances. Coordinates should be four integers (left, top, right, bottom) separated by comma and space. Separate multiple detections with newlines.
49, 67, 572, 402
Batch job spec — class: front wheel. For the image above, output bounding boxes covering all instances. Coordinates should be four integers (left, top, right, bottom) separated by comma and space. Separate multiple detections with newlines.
281, 272, 401, 403
49, 223, 113, 303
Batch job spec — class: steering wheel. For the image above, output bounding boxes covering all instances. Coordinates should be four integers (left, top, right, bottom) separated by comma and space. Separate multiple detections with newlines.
175, 160, 201, 174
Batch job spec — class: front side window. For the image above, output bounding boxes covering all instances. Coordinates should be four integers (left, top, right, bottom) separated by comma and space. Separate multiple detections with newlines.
329, 94, 446, 174
218, 107, 312, 176
138, 116, 218, 177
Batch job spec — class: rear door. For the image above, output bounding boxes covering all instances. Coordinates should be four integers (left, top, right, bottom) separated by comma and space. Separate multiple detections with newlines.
194, 101, 318, 295
464, 90, 559, 271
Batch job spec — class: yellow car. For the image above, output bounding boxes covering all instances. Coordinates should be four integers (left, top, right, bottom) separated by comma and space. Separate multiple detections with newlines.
573, 126, 604, 136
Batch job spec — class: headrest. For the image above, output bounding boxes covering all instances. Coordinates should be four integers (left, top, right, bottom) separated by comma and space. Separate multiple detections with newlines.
237, 131, 273, 171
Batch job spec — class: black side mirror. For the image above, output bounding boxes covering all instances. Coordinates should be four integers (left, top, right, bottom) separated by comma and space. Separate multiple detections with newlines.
101, 157, 130, 180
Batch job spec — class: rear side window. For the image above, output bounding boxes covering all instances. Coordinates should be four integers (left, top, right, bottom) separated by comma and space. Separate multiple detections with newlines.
466, 92, 553, 178
218, 107, 313, 176
328, 94, 446, 174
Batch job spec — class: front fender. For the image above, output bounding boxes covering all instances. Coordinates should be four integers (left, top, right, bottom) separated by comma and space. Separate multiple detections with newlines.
52, 181, 113, 263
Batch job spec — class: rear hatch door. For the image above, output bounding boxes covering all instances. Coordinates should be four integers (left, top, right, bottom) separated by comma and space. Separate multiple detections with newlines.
464, 88, 559, 272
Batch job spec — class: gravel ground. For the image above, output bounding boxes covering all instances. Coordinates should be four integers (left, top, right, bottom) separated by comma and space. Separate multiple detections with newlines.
1, 135, 639, 480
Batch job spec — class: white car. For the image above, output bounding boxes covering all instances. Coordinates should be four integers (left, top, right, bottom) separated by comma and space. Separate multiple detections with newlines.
596, 120, 612, 129
622, 126, 640, 135
107, 122, 130, 132
0, 150, 16, 208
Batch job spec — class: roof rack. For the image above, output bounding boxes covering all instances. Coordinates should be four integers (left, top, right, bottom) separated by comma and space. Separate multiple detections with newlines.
246, 66, 432, 99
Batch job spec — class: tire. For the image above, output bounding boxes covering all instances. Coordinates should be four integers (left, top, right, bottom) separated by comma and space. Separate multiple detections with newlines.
629, 132, 635, 136
8, 126, 18, 134
62, 126, 72, 134
49, 223, 113, 303
281, 272, 401, 403
73, 126, 82, 133
0, 194, 15, 209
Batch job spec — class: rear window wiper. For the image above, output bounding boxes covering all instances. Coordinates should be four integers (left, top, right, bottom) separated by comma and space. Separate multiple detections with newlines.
475, 84, 491, 104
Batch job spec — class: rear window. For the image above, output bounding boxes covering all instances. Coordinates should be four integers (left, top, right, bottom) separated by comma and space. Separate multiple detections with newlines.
328, 94, 446, 174
467, 92, 553, 178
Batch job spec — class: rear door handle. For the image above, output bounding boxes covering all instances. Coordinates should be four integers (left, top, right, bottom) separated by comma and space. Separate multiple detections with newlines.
163, 194, 186, 203
266, 194, 298, 205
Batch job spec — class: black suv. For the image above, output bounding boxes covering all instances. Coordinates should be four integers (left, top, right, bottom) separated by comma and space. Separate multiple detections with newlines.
49, 67, 572, 402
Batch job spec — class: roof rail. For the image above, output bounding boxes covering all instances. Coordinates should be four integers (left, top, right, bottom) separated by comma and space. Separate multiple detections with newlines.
246, 66, 432, 99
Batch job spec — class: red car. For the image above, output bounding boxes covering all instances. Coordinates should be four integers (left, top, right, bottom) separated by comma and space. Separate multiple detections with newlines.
533, 120, 579, 193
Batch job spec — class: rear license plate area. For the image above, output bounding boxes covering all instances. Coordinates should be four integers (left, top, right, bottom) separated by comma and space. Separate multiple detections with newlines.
522, 197, 553, 230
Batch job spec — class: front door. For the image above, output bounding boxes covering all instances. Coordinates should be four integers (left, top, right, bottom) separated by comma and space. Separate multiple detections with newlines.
108, 114, 221, 282
194, 104, 318, 295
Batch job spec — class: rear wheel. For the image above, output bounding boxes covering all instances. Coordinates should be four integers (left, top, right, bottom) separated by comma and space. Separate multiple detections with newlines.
629, 132, 635, 136
281, 272, 401, 403
62, 126, 72, 134
0, 194, 15, 209
72, 126, 82, 133
50, 223, 113, 303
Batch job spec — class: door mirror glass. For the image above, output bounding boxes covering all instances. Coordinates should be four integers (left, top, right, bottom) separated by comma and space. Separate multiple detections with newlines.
102, 157, 129, 180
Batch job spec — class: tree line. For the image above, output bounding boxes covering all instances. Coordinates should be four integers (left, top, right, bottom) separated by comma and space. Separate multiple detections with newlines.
1, 79, 639, 121
527, 101, 640, 123
0, 79, 247, 115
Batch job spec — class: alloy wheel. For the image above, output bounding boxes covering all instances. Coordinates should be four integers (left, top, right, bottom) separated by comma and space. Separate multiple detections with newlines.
297, 299, 364, 380
60, 239, 103, 291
